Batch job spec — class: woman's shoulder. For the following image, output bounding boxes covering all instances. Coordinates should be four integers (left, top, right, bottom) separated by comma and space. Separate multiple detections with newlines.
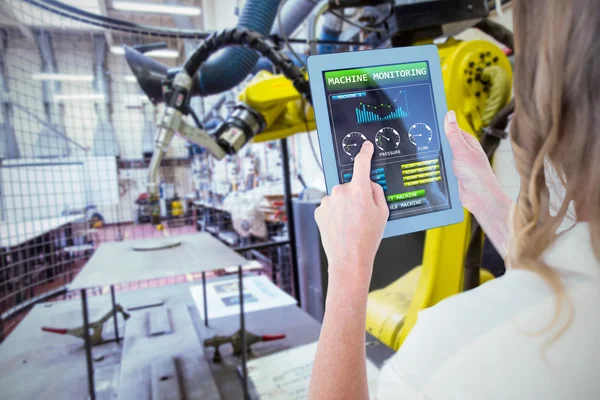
378, 269, 600, 399
377, 271, 546, 397
378, 223, 600, 399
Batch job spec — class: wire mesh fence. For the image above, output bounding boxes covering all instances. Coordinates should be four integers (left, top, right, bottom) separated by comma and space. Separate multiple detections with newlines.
0, 0, 303, 340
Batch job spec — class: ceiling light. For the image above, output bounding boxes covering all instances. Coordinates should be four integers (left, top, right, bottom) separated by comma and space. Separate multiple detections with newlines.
54, 94, 105, 102
32, 73, 94, 82
110, 46, 179, 59
112, 1, 201, 16
124, 75, 138, 83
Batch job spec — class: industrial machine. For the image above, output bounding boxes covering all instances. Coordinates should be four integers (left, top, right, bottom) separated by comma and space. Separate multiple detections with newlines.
125, 0, 514, 350
367, 39, 512, 349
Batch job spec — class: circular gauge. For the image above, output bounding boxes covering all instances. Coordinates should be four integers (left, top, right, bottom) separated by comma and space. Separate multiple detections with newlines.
408, 123, 433, 147
342, 132, 368, 158
375, 127, 400, 152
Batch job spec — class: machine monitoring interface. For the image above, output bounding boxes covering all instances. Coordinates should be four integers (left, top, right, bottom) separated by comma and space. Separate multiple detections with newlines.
323, 61, 451, 220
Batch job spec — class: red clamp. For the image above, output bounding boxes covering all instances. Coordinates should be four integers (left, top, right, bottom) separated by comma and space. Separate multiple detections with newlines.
261, 333, 286, 342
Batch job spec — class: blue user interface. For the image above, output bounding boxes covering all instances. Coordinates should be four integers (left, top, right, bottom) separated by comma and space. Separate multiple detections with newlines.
323, 61, 452, 220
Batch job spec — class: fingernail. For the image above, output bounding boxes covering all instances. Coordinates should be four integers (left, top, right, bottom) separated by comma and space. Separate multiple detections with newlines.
447, 110, 456, 123
362, 141, 372, 148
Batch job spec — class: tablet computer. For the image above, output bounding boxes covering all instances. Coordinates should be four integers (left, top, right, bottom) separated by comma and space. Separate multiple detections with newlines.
307, 45, 463, 238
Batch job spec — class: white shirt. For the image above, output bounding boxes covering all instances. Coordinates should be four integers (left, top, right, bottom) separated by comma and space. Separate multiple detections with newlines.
377, 223, 600, 399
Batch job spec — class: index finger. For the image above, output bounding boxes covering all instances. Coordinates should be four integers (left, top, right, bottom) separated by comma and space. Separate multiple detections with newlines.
352, 140, 374, 183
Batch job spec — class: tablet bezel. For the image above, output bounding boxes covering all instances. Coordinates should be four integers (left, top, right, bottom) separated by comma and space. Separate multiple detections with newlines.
307, 45, 464, 238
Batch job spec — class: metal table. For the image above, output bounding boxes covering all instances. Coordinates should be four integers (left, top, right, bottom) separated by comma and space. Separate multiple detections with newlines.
69, 233, 253, 400
0, 281, 394, 400
195, 301, 394, 399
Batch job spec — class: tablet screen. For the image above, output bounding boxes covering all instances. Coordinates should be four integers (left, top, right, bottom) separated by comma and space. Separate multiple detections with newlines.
323, 61, 452, 220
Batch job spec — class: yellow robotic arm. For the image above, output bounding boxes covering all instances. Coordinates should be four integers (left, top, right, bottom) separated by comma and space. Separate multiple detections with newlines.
238, 70, 316, 143
367, 39, 512, 350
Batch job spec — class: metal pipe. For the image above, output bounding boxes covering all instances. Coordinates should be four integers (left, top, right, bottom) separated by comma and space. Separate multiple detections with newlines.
35, 29, 62, 124
110, 285, 120, 344
234, 240, 291, 253
202, 271, 208, 327
238, 265, 249, 400
146, 105, 179, 224
81, 289, 96, 400
34, 29, 69, 157
92, 34, 119, 156
0, 29, 11, 125
307, 0, 330, 55
280, 139, 301, 305
271, 0, 318, 37
0, 28, 19, 160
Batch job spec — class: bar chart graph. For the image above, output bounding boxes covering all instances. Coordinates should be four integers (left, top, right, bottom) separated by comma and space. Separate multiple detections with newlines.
355, 90, 409, 124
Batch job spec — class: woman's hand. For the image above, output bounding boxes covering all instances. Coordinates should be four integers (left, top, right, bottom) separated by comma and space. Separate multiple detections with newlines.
444, 110, 505, 216
314, 140, 389, 290
310, 140, 387, 400
444, 110, 513, 257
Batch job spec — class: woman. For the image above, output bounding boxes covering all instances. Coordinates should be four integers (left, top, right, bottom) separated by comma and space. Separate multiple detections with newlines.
308, 0, 600, 398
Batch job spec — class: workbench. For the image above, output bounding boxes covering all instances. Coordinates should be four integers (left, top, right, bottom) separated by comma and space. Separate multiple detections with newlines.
69, 233, 259, 399
69, 233, 247, 290
0, 281, 395, 399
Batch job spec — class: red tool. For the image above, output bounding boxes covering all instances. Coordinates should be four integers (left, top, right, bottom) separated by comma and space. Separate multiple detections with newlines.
204, 329, 286, 363
41, 304, 130, 346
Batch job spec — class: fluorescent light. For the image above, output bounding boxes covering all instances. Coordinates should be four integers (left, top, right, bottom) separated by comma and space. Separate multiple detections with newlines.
143, 49, 179, 58
124, 75, 138, 83
113, 1, 201, 16
110, 46, 179, 59
110, 46, 127, 55
54, 94, 105, 102
32, 73, 94, 82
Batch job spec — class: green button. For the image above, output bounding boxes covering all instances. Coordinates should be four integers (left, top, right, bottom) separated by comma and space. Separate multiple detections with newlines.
386, 189, 426, 202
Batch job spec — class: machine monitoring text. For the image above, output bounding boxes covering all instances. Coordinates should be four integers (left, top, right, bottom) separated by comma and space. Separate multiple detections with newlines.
323, 61, 451, 220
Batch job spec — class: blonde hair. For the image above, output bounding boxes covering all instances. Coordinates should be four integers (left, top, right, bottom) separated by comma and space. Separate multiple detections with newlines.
509, 0, 600, 342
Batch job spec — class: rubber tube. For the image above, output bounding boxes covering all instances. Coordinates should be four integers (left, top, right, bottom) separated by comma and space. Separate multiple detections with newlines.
317, 13, 343, 54
271, 0, 317, 37
307, 0, 342, 55
251, 51, 307, 75
197, 0, 281, 96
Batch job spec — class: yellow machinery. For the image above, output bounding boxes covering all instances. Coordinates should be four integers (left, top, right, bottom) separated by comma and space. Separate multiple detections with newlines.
238, 70, 316, 143
234, 39, 512, 350
141, 30, 512, 350
171, 197, 184, 218
366, 39, 512, 350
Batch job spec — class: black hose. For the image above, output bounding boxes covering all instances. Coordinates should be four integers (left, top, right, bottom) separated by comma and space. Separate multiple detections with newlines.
475, 18, 514, 52
184, 28, 312, 105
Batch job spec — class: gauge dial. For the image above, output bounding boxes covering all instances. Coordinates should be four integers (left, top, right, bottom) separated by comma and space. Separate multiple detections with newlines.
375, 127, 400, 152
342, 132, 368, 158
408, 123, 433, 147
